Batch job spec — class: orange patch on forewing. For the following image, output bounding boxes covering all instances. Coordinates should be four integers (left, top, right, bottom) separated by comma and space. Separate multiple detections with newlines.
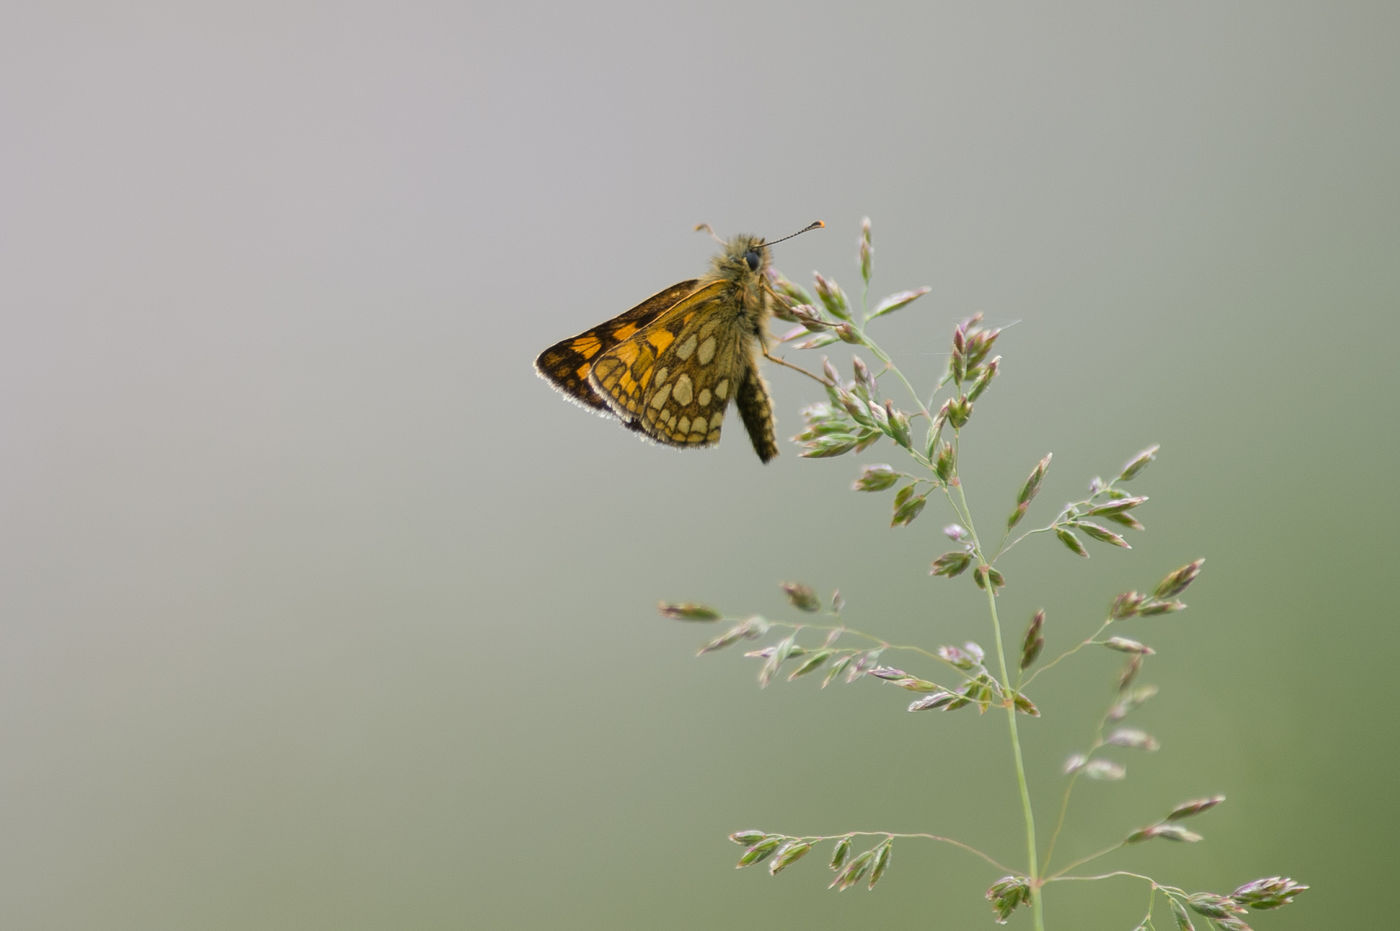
571, 335, 603, 358
611, 323, 640, 341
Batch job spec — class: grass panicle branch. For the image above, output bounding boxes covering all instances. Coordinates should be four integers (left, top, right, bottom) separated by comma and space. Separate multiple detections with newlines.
659, 220, 1305, 929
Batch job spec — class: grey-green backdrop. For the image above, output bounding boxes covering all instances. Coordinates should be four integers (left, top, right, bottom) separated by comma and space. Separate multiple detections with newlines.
4, 3, 1394, 928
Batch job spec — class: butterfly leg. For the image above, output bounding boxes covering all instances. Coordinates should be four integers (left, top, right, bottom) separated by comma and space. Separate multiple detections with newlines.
760, 343, 829, 386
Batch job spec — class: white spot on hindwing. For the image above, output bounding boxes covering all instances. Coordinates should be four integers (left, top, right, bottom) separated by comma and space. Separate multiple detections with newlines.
672, 374, 693, 406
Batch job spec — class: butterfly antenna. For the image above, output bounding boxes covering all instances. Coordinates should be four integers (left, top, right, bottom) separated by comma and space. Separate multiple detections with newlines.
764, 220, 824, 247
694, 222, 725, 245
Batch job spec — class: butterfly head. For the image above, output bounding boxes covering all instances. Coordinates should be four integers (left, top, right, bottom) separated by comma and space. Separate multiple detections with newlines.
712, 234, 771, 287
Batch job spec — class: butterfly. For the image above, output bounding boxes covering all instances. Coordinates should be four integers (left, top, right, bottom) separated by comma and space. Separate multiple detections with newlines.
534, 222, 822, 463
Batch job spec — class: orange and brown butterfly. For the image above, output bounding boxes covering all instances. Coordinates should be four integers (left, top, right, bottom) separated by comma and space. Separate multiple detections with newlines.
534, 221, 824, 463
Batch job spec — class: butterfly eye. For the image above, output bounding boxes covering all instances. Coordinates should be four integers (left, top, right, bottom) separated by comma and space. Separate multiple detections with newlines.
744, 250, 761, 271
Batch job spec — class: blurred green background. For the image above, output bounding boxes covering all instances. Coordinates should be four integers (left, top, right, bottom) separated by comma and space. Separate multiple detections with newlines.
4, 3, 1395, 928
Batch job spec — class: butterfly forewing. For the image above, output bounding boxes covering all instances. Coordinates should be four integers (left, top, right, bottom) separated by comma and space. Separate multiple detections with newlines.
534, 280, 701, 417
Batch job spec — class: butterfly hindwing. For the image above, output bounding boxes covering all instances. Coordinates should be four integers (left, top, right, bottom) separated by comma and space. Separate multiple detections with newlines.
589, 280, 753, 451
